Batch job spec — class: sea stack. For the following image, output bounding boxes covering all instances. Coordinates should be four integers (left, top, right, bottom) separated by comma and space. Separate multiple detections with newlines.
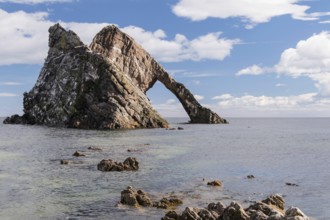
4, 23, 227, 129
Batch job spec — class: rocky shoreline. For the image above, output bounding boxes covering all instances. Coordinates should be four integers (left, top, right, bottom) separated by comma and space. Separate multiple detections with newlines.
59, 145, 310, 220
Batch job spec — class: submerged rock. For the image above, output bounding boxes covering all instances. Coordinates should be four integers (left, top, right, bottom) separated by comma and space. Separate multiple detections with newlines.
207, 180, 223, 187
4, 23, 226, 129
97, 157, 139, 171
72, 151, 86, 157
153, 197, 183, 209
87, 146, 103, 151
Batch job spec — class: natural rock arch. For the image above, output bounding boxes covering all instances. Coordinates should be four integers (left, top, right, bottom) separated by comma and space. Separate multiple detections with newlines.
4, 24, 227, 129
90, 25, 227, 124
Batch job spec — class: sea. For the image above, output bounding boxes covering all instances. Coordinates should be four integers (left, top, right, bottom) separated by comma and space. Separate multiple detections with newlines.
0, 118, 329, 220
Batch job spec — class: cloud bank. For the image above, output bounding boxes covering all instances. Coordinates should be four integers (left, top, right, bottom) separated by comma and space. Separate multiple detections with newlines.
0, 9, 239, 65
238, 31, 330, 96
172, 0, 330, 28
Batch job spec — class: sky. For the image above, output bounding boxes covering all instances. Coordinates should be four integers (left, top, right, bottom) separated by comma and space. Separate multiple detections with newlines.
1, 0, 330, 118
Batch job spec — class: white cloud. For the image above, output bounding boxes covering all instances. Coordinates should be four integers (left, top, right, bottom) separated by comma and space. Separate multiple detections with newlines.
165, 99, 177, 105
320, 20, 330, 24
0, 0, 73, 4
275, 83, 286, 87
0, 9, 239, 65
172, 0, 330, 28
236, 64, 265, 76
215, 93, 316, 108
122, 26, 240, 62
211, 92, 330, 117
0, 82, 22, 85
0, 93, 18, 97
194, 95, 204, 101
238, 32, 330, 96
212, 94, 233, 100
153, 100, 187, 117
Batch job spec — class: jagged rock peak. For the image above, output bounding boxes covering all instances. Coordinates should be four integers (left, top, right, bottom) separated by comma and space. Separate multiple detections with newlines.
4, 23, 168, 129
48, 23, 84, 50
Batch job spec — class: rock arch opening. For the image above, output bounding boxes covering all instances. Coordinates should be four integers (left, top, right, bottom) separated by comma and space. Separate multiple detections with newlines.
146, 81, 188, 119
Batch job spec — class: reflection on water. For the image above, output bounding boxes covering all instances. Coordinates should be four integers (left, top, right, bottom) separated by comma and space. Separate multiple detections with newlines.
0, 118, 330, 219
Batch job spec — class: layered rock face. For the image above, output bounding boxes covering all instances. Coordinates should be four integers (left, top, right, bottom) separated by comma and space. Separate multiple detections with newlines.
6, 24, 168, 129
4, 23, 226, 129
90, 25, 226, 124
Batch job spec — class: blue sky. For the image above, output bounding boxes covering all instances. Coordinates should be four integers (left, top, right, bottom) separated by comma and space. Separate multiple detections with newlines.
1, 0, 330, 117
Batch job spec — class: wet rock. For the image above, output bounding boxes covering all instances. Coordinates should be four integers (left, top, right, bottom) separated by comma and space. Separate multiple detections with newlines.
120, 186, 152, 207
247, 175, 255, 179
207, 180, 222, 187
153, 197, 183, 209
284, 207, 309, 220
72, 151, 86, 157
166, 128, 176, 130
161, 194, 310, 220
3, 114, 35, 125
162, 210, 179, 220
221, 201, 249, 220
286, 182, 299, 187
97, 157, 139, 171
60, 160, 70, 165
88, 146, 102, 151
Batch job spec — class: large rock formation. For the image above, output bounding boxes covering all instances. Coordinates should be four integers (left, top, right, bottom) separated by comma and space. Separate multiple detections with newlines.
90, 25, 226, 124
4, 23, 226, 129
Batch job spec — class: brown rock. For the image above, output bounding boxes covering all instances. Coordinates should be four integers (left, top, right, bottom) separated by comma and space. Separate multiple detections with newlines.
153, 197, 183, 209
207, 180, 222, 187
221, 202, 249, 220
261, 194, 285, 211
162, 211, 179, 220
284, 207, 309, 220
72, 151, 85, 157
120, 186, 153, 207
97, 157, 139, 171
88, 146, 102, 151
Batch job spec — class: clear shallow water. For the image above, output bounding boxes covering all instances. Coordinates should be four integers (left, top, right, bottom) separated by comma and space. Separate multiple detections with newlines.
0, 118, 329, 220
